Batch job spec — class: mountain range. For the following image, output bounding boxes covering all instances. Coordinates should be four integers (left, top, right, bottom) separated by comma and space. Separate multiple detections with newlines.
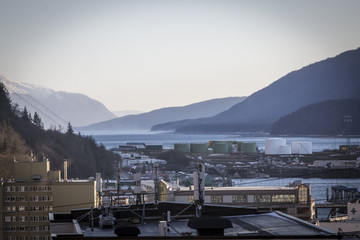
79, 97, 246, 133
0, 75, 116, 128
152, 48, 360, 133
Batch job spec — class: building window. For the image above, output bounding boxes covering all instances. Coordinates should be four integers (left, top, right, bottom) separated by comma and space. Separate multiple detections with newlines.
188, 195, 194, 203
19, 226, 26, 232
18, 196, 26, 201
5, 206, 15, 212
5, 186, 16, 192
272, 194, 296, 203
18, 206, 26, 212
254, 194, 271, 203
298, 185, 308, 204
232, 195, 247, 203
210, 195, 223, 204
5, 196, 16, 202
5, 216, 11, 222
17, 186, 26, 192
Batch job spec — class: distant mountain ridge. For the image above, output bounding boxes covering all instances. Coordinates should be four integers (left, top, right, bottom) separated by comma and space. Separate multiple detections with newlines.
271, 99, 360, 135
0, 75, 116, 128
113, 110, 142, 117
154, 48, 360, 133
79, 97, 246, 133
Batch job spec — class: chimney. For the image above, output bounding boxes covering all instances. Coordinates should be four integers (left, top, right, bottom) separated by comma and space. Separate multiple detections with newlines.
96, 173, 102, 192
188, 217, 233, 236
63, 160, 67, 181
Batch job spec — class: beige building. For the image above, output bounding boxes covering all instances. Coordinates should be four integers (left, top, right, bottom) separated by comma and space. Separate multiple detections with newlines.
170, 184, 315, 221
0, 160, 100, 240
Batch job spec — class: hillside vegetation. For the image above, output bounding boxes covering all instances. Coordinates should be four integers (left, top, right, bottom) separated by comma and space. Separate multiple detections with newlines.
271, 99, 360, 135
0, 82, 119, 179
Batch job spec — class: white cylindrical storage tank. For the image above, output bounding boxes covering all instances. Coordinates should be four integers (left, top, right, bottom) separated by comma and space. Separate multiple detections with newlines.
279, 145, 291, 154
265, 138, 286, 155
291, 141, 312, 154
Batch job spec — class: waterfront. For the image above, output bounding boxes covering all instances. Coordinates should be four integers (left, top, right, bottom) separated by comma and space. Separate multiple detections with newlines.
232, 178, 360, 204
93, 133, 360, 204
93, 133, 360, 152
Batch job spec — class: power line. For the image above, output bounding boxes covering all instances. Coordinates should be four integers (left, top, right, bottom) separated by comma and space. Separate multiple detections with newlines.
2, 78, 81, 133
5, 86, 64, 129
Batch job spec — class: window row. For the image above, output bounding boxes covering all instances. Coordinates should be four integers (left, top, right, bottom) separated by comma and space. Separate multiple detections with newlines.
254, 194, 296, 203
5, 206, 25, 212
5, 196, 53, 202
4, 215, 49, 222
4, 186, 52, 192
189, 194, 297, 204
5, 236, 50, 240
5, 225, 49, 232
5, 206, 53, 213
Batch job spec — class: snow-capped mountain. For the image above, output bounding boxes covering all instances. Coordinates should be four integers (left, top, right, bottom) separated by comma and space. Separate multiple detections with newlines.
0, 75, 116, 129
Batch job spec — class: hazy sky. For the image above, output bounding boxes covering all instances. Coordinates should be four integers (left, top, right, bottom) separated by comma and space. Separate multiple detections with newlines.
1, 0, 360, 112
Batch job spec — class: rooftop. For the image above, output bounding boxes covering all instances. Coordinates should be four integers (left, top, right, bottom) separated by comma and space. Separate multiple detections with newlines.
51, 204, 336, 239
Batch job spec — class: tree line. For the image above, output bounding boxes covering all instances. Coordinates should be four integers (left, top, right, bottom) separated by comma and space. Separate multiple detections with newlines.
0, 82, 120, 179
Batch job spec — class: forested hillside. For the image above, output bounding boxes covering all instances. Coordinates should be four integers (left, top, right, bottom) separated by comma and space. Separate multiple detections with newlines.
271, 99, 360, 135
0, 82, 119, 179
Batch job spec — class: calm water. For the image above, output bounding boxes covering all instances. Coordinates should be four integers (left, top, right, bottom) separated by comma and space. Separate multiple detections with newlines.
93, 133, 360, 152
93, 133, 360, 204
232, 178, 360, 204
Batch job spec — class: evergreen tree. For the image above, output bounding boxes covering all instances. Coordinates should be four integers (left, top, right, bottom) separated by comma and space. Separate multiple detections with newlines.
33, 112, 44, 129
66, 122, 74, 135
21, 107, 32, 122
11, 103, 22, 117
0, 82, 12, 119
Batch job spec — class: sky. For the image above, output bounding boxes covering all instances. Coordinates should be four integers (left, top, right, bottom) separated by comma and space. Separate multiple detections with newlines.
1, 0, 360, 112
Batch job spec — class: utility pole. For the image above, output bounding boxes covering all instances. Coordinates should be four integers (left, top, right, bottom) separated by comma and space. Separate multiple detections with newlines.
154, 164, 159, 207
117, 162, 121, 206
134, 172, 142, 206
194, 163, 205, 218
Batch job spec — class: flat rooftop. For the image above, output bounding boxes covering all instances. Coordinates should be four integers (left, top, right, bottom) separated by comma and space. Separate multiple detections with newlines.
78, 212, 335, 238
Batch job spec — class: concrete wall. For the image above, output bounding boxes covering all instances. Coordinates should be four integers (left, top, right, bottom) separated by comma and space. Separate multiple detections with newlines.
14, 161, 50, 181
53, 181, 97, 212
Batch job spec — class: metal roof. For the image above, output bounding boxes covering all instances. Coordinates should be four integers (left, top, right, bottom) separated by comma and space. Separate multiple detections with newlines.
77, 212, 335, 238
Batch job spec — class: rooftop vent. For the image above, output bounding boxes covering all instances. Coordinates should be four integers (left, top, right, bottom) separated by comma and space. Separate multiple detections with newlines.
188, 217, 233, 236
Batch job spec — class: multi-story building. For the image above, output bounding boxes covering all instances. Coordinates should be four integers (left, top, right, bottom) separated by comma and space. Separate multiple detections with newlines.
170, 183, 315, 221
0, 160, 100, 240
